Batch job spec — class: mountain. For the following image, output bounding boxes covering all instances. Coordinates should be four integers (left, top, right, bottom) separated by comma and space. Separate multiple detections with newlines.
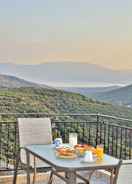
59, 86, 120, 96
0, 87, 132, 125
0, 62, 132, 85
93, 84, 132, 107
0, 74, 50, 89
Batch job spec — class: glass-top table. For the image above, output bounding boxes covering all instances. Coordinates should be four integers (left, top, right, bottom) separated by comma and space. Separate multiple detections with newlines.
25, 144, 121, 184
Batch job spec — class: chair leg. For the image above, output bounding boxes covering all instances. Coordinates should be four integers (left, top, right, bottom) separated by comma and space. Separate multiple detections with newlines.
88, 170, 95, 181
110, 168, 114, 184
48, 171, 53, 184
32, 157, 36, 184
32, 167, 37, 184
13, 151, 20, 184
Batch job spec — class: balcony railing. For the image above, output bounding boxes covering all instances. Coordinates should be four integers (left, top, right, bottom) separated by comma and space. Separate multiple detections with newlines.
0, 113, 132, 173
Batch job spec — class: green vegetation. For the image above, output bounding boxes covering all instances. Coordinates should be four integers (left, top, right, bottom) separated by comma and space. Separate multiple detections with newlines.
0, 87, 132, 121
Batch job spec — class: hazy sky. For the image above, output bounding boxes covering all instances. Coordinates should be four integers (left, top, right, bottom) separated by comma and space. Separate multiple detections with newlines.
0, 0, 132, 70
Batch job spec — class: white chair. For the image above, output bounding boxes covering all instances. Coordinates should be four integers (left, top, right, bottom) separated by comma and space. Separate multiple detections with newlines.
117, 160, 132, 184
13, 118, 53, 184
89, 160, 132, 184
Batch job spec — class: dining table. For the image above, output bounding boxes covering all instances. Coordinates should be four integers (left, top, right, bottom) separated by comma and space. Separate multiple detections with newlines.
25, 144, 121, 184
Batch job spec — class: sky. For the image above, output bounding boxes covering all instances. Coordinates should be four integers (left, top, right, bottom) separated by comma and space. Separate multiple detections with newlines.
0, 0, 132, 70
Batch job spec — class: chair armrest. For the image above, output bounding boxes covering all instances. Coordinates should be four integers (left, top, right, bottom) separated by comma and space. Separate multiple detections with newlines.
122, 160, 132, 165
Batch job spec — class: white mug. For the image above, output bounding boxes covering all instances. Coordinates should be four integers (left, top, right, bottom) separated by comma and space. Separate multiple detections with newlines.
84, 151, 93, 162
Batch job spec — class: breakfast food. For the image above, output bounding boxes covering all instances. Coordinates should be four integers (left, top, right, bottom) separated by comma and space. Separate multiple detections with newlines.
74, 144, 96, 155
57, 148, 75, 156
55, 144, 97, 159
56, 147, 77, 158
74, 144, 86, 155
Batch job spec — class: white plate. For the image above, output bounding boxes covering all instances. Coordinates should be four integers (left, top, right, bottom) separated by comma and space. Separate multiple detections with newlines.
81, 157, 97, 163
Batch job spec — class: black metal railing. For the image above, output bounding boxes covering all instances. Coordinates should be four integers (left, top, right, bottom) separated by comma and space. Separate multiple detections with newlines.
0, 113, 132, 172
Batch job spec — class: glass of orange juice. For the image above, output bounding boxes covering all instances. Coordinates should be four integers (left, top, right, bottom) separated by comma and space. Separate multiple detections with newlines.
96, 144, 104, 160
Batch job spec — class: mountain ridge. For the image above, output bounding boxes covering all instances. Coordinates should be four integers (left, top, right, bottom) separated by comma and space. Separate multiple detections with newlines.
59, 86, 121, 96
0, 74, 51, 89
0, 62, 132, 85
93, 84, 132, 107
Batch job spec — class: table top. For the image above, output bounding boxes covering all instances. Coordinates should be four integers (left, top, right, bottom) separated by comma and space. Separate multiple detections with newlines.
25, 144, 119, 171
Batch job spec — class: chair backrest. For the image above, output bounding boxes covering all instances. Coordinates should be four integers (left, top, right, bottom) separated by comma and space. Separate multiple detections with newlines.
117, 160, 132, 184
18, 118, 52, 166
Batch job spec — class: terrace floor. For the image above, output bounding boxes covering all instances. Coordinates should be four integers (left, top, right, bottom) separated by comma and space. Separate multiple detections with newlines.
0, 171, 110, 184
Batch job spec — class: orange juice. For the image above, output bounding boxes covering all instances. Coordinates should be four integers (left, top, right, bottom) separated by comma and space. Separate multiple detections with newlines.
96, 145, 104, 160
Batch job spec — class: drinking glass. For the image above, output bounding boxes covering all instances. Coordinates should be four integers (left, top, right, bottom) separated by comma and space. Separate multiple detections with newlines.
96, 144, 104, 160
69, 133, 77, 146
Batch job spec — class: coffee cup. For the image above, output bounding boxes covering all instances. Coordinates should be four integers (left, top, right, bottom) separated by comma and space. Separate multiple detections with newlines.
84, 151, 93, 162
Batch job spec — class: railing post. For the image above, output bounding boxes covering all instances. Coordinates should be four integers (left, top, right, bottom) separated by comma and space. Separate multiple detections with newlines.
96, 113, 100, 146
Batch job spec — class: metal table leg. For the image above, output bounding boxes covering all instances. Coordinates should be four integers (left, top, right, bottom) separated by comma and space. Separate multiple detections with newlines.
65, 171, 76, 184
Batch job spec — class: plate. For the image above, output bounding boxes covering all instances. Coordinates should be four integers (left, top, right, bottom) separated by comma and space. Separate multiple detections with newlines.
81, 156, 97, 163
56, 152, 77, 159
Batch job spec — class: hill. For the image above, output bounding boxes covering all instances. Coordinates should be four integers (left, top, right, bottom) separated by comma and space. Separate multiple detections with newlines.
93, 84, 132, 107
60, 86, 120, 96
0, 87, 132, 124
0, 74, 51, 89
